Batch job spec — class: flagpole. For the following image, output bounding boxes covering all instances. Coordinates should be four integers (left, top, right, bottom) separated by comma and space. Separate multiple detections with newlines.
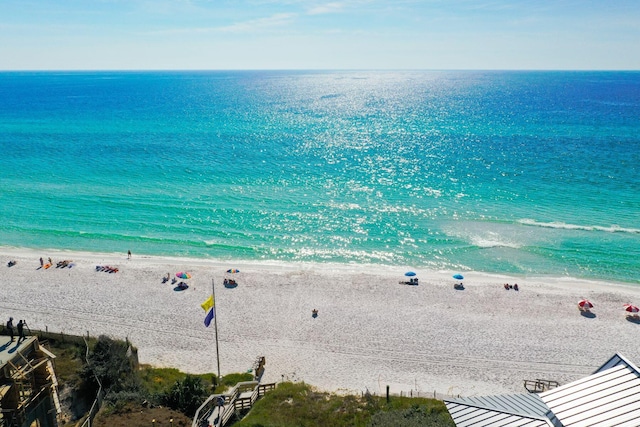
212, 279, 221, 381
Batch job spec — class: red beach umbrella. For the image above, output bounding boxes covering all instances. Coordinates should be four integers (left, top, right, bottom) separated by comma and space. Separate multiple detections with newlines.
624, 304, 639, 313
578, 299, 594, 309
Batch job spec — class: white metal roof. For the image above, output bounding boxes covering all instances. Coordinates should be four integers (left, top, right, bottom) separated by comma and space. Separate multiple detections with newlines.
540, 358, 640, 427
595, 353, 639, 375
445, 353, 640, 427
445, 393, 556, 427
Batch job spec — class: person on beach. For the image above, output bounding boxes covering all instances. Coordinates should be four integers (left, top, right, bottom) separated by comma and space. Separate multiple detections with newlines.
16, 320, 25, 343
40, 257, 44, 267
128, 250, 131, 259
6, 317, 14, 342
48, 257, 52, 265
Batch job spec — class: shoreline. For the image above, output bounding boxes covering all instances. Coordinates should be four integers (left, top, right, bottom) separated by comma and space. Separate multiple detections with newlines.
2, 245, 640, 398
2, 244, 637, 288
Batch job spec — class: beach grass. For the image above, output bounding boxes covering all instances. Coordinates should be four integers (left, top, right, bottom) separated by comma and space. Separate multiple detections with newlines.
235, 381, 454, 427
139, 366, 252, 395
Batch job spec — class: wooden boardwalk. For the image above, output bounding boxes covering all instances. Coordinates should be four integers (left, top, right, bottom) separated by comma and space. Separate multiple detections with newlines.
192, 381, 276, 427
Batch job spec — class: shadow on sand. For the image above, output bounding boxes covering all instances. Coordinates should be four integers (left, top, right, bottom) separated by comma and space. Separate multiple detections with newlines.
626, 316, 640, 324
580, 311, 596, 319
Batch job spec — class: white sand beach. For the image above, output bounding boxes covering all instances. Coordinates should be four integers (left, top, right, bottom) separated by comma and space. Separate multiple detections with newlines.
1, 246, 639, 398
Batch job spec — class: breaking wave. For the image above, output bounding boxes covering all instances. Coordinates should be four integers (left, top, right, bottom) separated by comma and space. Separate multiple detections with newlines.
518, 219, 640, 234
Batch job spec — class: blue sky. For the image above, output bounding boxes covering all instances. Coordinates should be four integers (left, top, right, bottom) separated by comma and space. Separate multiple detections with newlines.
1, 0, 639, 70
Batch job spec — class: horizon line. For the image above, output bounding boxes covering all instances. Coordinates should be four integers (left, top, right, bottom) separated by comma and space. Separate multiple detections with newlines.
1, 68, 639, 73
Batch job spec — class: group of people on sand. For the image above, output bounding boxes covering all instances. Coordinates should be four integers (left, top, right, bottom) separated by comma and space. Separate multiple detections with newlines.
503, 283, 519, 291
38, 257, 53, 269
5, 317, 27, 344
96, 265, 119, 273
223, 278, 238, 287
161, 273, 188, 289
37, 257, 74, 269
55, 259, 73, 268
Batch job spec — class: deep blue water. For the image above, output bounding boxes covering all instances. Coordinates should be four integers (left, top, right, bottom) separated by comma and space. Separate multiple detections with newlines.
1, 70, 639, 283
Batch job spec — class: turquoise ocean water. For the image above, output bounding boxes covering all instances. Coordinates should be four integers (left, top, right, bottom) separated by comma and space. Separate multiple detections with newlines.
0, 71, 638, 283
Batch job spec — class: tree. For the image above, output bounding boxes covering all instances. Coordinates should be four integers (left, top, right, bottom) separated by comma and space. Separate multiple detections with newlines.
81, 335, 137, 394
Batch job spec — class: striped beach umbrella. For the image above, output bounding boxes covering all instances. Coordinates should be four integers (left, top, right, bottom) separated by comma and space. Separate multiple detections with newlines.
176, 272, 192, 279
624, 304, 639, 314
578, 299, 594, 310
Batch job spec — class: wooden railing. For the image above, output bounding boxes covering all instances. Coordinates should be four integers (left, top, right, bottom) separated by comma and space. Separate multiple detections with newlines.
192, 381, 277, 427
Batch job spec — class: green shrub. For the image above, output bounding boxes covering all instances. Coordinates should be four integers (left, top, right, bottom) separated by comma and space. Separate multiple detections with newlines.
163, 375, 209, 416
216, 372, 252, 393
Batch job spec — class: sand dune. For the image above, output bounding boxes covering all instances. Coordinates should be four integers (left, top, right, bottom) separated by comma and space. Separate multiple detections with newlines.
1, 247, 639, 398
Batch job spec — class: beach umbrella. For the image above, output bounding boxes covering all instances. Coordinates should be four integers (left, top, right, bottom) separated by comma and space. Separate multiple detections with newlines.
453, 274, 464, 280
405, 271, 416, 277
578, 299, 594, 309
624, 304, 639, 313
176, 272, 192, 279
227, 268, 240, 274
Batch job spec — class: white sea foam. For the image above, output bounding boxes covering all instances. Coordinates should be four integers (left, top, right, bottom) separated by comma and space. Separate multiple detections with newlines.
518, 219, 640, 234
470, 235, 522, 249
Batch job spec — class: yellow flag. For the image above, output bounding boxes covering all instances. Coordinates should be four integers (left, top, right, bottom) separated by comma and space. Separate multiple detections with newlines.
201, 295, 214, 312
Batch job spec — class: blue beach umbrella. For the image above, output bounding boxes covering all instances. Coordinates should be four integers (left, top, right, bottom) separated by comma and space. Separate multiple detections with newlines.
405, 271, 417, 277
453, 274, 464, 280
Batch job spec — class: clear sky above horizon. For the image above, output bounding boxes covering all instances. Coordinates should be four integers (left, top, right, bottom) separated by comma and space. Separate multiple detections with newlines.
1, 0, 639, 70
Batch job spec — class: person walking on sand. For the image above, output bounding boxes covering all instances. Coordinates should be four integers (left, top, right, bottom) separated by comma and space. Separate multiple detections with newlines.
6, 317, 14, 342
128, 250, 131, 259
40, 257, 43, 267
16, 320, 25, 343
